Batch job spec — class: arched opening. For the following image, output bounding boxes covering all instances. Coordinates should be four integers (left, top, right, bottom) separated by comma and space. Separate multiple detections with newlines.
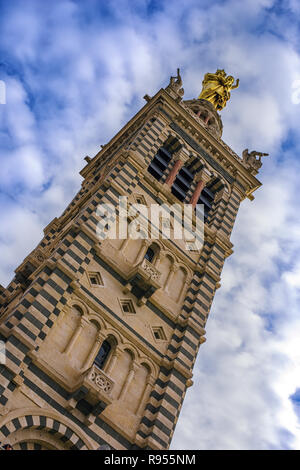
94, 339, 111, 370
144, 243, 160, 264
144, 247, 155, 263
171, 165, 194, 202
147, 136, 182, 182
0, 413, 91, 450
197, 175, 224, 222
147, 147, 172, 181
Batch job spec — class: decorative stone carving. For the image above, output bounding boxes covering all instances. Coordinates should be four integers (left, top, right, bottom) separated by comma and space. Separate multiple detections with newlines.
123, 258, 163, 304
242, 149, 269, 175
165, 68, 184, 100
35, 250, 45, 263
87, 366, 114, 394
140, 258, 161, 282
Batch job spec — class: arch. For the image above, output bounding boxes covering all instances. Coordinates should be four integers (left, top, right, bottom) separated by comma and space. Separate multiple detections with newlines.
170, 265, 188, 302
159, 253, 175, 288
73, 305, 84, 315
147, 134, 182, 182
177, 263, 191, 279
139, 358, 158, 377
102, 328, 123, 346
162, 251, 176, 265
68, 298, 89, 318
124, 237, 144, 264
8, 429, 68, 450
89, 318, 102, 331
123, 346, 138, 361
144, 242, 160, 264
105, 333, 118, 347
0, 408, 93, 450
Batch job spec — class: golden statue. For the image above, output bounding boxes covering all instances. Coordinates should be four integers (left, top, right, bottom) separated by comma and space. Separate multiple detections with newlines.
198, 69, 239, 111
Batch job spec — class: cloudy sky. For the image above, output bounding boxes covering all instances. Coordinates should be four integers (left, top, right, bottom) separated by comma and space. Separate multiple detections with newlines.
1, 0, 300, 450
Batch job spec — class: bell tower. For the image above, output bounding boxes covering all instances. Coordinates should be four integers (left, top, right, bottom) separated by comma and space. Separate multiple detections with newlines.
0, 69, 265, 450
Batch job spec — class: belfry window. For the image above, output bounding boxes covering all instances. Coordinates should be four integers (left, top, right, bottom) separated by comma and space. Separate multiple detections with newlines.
94, 340, 111, 370
197, 186, 215, 221
147, 147, 172, 181
171, 166, 194, 202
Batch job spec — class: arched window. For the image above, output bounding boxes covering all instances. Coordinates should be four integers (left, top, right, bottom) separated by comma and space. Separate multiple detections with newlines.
171, 166, 194, 202
147, 147, 172, 181
94, 340, 111, 369
144, 247, 155, 263
196, 176, 222, 222
144, 243, 160, 264
197, 186, 215, 221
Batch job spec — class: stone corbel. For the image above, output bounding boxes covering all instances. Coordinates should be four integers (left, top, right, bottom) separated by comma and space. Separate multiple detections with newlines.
177, 316, 206, 338
186, 379, 193, 388
160, 357, 193, 381
197, 167, 212, 185
172, 145, 190, 164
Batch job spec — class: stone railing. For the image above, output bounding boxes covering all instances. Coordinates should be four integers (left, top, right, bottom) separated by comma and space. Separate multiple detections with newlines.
139, 258, 161, 282
84, 365, 114, 395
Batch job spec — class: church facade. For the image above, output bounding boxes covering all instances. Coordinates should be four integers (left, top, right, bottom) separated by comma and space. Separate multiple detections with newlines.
0, 70, 263, 450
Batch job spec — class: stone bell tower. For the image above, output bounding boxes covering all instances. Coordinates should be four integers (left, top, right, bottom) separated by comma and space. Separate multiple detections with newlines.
0, 69, 265, 450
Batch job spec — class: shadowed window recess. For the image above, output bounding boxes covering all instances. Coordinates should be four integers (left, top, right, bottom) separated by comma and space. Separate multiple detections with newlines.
94, 340, 111, 369
147, 136, 182, 181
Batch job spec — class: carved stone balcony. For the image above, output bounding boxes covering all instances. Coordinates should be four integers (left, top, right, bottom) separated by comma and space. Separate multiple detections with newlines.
123, 258, 163, 305
137, 258, 162, 282
66, 365, 114, 425
82, 365, 114, 398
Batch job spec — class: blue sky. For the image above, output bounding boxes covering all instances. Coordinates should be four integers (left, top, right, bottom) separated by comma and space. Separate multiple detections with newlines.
1, 0, 300, 450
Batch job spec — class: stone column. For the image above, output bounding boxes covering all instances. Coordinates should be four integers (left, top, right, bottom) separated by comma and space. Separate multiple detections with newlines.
190, 169, 211, 209
136, 375, 155, 415
64, 316, 88, 355
105, 348, 121, 376
135, 239, 151, 265
118, 361, 139, 400
164, 147, 190, 187
164, 264, 178, 291
83, 331, 106, 370
153, 248, 164, 268
164, 159, 183, 187
176, 277, 190, 303
204, 114, 210, 125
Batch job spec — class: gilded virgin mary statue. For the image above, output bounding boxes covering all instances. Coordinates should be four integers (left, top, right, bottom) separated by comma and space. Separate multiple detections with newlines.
198, 69, 239, 111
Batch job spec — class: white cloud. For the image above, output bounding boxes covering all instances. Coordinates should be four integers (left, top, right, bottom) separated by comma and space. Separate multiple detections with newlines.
0, 200, 43, 287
